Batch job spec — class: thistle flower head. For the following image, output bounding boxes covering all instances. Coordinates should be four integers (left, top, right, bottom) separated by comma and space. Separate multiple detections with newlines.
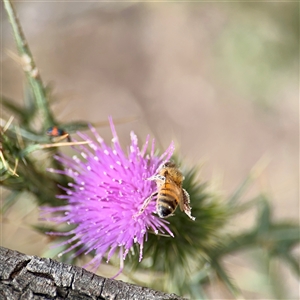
43, 118, 174, 272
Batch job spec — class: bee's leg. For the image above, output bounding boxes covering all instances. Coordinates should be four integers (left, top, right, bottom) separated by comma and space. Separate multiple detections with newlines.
182, 189, 196, 221
147, 174, 165, 183
133, 192, 158, 218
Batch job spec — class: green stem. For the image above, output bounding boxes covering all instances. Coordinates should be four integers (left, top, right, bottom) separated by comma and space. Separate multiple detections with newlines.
3, 0, 55, 129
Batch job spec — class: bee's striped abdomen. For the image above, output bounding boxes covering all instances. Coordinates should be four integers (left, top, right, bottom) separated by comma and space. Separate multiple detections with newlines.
157, 182, 179, 218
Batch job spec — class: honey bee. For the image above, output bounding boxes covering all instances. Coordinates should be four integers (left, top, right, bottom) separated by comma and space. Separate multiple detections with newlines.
136, 161, 195, 220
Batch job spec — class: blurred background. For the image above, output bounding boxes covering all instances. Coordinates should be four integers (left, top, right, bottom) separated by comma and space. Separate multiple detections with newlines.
1, 1, 299, 299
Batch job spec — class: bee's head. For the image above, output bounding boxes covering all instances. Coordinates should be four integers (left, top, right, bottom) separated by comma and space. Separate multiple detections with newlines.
162, 161, 176, 169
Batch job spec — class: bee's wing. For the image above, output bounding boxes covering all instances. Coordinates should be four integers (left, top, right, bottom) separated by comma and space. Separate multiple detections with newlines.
180, 188, 195, 221
178, 188, 186, 211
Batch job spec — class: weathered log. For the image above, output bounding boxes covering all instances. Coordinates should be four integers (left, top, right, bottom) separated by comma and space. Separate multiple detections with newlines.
0, 246, 186, 300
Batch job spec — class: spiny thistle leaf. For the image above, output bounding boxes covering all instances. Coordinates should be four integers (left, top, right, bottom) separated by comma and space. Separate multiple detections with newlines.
279, 253, 300, 277
256, 195, 271, 234
209, 260, 242, 298
0, 124, 62, 206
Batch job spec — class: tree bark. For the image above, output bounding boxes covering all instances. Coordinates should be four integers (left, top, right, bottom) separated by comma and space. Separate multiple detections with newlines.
0, 246, 186, 300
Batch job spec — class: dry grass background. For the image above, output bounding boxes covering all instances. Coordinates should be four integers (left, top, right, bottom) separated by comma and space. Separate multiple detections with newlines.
1, 2, 299, 299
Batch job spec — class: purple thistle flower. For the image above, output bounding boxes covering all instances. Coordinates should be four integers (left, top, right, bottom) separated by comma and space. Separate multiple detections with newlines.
43, 117, 174, 275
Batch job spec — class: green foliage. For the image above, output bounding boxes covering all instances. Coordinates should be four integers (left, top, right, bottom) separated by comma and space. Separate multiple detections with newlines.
3, 0, 54, 129
124, 168, 299, 298
1, 0, 88, 207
